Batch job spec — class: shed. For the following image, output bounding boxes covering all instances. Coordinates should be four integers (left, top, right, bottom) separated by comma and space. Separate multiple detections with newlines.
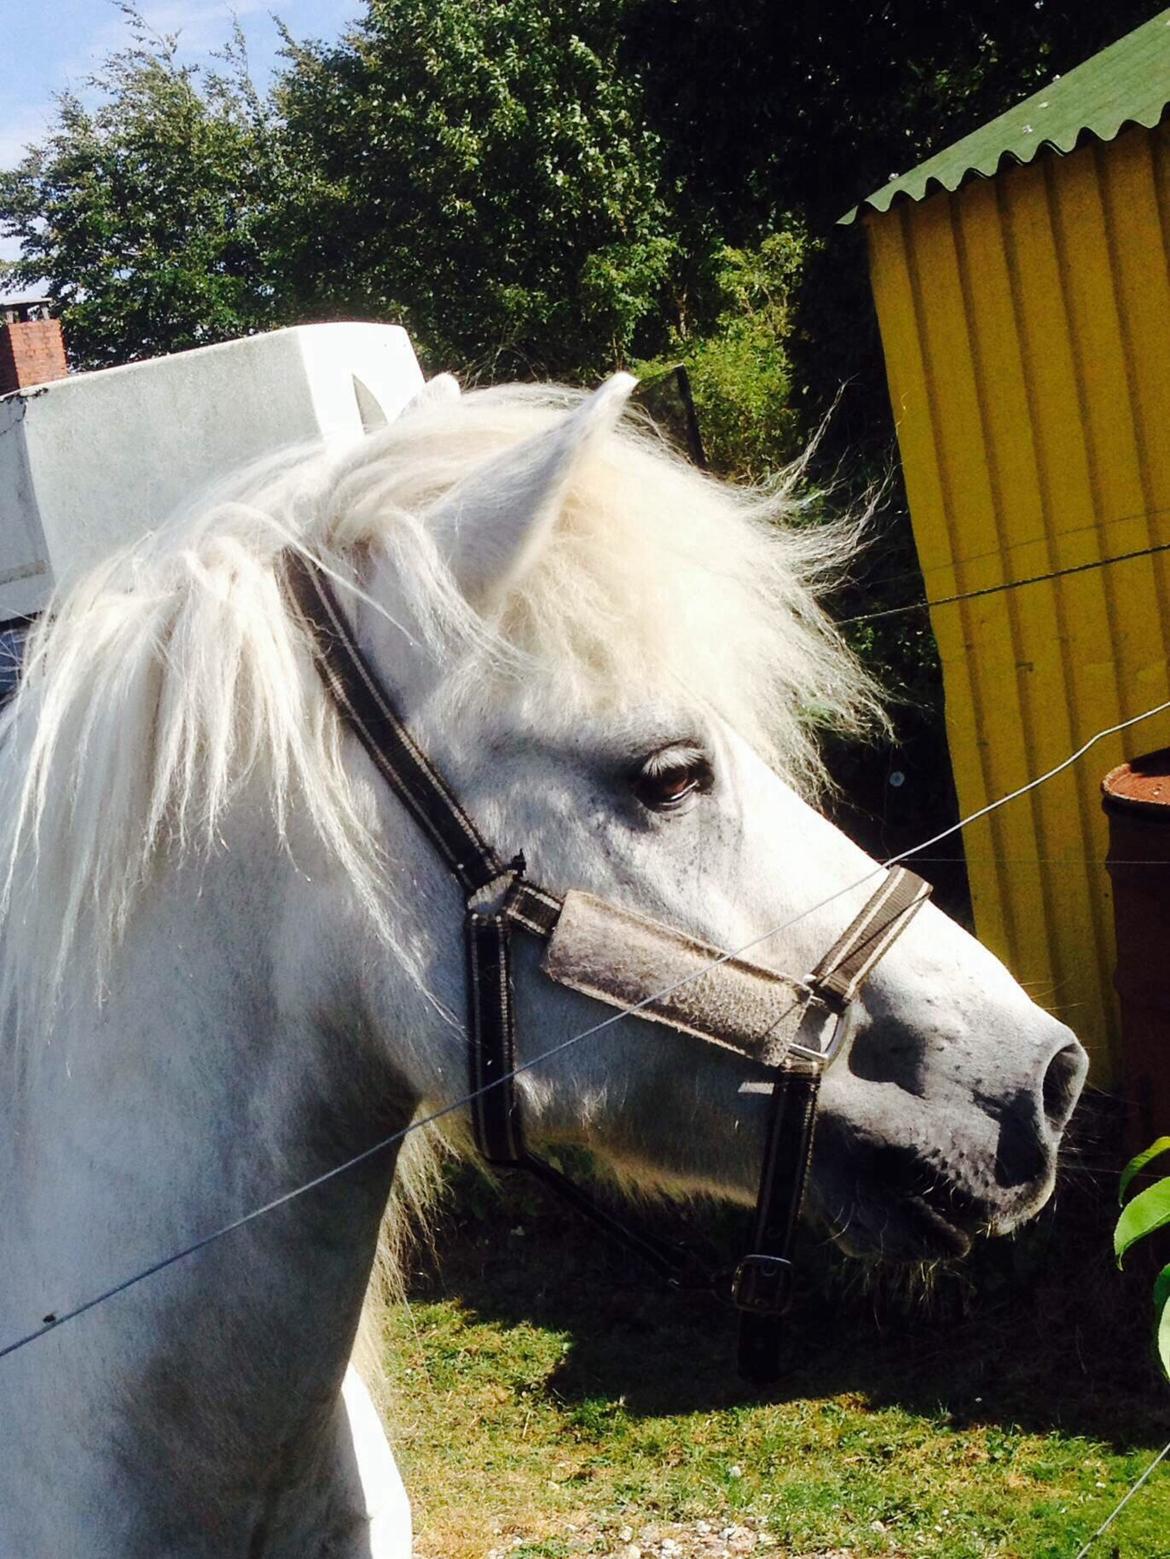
844, 11, 1170, 1077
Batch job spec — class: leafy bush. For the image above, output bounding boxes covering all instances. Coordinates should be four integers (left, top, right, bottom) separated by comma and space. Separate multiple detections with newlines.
276, 0, 687, 378
634, 231, 806, 481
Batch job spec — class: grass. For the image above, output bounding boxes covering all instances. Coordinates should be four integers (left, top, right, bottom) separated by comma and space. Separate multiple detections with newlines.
381, 1102, 1170, 1559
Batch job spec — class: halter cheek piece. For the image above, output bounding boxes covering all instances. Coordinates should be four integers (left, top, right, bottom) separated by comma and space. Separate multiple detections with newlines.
284, 553, 930, 1384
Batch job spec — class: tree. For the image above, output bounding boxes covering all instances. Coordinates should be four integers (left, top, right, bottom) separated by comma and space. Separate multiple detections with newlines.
0, 10, 291, 369
8, 1, 1160, 390
3, 0, 1163, 895
276, 0, 688, 378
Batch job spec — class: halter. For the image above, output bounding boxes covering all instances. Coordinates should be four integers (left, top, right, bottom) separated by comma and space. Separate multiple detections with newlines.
285, 552, 931, 1383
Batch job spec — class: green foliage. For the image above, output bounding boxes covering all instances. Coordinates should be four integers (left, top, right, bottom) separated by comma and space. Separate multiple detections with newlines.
1116, 1142, 1170, 1380
4, 0, 1165, 876
1115, 1180, 1170, 1265
638, 231, 807, 481
276, 0, 687, 376
0, 9, 292, 369
623, 0, 1166, 458
1158, 1265, 1170, 1380
6, 1, 1161, 409
625, 1, 1164, 237
1119, 1135, 1170, 1203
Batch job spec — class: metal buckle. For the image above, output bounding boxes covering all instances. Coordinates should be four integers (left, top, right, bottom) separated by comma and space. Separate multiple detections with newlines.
786, 997, 854, 1071
731, 1253, 794, 1315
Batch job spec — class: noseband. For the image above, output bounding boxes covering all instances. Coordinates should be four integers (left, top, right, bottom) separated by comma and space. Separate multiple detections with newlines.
285, 553, 930, 1383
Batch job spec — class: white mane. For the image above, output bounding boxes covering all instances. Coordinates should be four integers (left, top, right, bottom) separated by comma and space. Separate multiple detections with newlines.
0, 382, 879, 1029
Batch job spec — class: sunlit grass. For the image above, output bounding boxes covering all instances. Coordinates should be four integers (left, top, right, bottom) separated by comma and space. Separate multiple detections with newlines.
382, 1153, 1170, 1559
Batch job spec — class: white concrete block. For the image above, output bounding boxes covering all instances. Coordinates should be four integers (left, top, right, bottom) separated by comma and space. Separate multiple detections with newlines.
0, 323, 425, 619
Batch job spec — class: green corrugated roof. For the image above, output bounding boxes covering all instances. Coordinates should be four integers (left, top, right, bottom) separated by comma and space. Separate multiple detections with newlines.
841, 9, 1170, 224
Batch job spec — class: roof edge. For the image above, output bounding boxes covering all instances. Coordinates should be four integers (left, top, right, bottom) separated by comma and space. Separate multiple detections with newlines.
840, 10, 1170, 225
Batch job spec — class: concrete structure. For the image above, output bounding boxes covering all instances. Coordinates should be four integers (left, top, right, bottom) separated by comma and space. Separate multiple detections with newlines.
0, 323, 424, 621
845, 13, 1170, 1077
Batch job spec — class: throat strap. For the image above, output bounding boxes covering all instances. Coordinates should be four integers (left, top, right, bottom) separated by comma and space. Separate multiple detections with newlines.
731, 863, 930, 1383
734, 1061, 822, 1383
467, 897, 711, 1289
466, 910, 527, 1163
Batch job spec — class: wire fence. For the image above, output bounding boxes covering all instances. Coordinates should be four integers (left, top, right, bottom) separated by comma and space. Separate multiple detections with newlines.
838, 535, 1170, 627
3, 696, 1168, 1365
840, 498, 1170, 610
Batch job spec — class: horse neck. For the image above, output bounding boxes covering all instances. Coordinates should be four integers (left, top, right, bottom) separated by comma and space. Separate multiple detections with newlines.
1, 804, 415, 1550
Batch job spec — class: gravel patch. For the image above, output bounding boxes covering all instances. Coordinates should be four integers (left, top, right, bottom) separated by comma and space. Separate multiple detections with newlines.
420, 1515, 853, 1559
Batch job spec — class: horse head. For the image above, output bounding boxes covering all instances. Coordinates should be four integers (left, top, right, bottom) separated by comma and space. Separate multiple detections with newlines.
329, 373, 1087, 1265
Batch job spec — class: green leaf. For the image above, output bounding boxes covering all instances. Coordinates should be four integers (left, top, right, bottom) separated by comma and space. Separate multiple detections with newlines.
1119, 1136, 1170, 1204
1114, 1179, 1170, 1263
1158, 1278, 1170, 1382
1155, 1263, 1170, 1319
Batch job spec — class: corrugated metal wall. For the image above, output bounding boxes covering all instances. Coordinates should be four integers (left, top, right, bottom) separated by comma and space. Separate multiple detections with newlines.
865, 120, 1170, 1077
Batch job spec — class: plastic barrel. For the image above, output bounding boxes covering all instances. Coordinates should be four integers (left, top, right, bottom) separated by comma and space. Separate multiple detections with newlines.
1101, 749, 1170, 1146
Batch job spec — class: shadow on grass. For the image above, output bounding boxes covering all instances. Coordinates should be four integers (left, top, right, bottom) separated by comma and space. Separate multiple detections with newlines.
404, 1091, 1169, 1454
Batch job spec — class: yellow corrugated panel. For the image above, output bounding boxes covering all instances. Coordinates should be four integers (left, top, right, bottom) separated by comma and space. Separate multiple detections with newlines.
866, 121, 1170, 1078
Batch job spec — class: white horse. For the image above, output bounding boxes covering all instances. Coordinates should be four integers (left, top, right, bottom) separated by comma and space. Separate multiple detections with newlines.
0, 375, 1085, 1556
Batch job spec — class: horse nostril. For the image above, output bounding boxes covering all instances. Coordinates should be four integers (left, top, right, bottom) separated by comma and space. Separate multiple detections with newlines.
996, 1039, 1086, 1191
1042, 1042, 1086, 1133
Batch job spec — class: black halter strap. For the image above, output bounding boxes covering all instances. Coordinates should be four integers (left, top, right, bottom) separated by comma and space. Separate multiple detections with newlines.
732, 864, 931, 1381
283, 549, 505, 896
283, 549, 930, 1381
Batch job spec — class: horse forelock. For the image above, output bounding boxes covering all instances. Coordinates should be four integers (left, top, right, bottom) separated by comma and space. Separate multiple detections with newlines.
0, 382, 880, 1032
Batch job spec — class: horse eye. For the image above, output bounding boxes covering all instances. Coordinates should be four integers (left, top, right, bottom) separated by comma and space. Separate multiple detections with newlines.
632, 745, 714, 812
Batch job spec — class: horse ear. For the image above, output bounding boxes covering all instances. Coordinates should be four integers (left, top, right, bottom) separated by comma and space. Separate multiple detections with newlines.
405, 373, 462, 414
430, 373, 637, 608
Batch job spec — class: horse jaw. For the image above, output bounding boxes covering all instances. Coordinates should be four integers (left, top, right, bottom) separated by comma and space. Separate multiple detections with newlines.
427, 373, 636, 609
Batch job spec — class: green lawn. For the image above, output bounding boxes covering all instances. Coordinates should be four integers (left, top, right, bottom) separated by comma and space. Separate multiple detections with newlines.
382, 1114, 1170, 1559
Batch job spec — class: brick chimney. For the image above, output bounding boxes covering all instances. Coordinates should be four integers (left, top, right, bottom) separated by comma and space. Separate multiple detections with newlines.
0, 302, 68, 395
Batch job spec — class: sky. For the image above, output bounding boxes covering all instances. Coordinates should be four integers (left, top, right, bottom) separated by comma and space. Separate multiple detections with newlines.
0, 0, 363, 276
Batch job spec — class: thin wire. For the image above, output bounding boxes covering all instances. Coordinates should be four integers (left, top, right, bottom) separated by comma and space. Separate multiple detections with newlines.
0, 873, 876, 1365
882, 700, 1170, 868
838, 537, 1170, 627
2, 694, 1168, 1365
914, 856, 1170, 867
1071, 1438, 1170, 1559
848, 499, 1170, 603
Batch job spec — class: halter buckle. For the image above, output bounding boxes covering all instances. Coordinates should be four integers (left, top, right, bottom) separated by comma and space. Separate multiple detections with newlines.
731, 1253, 794, 1315
784, 992, 854, 1071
